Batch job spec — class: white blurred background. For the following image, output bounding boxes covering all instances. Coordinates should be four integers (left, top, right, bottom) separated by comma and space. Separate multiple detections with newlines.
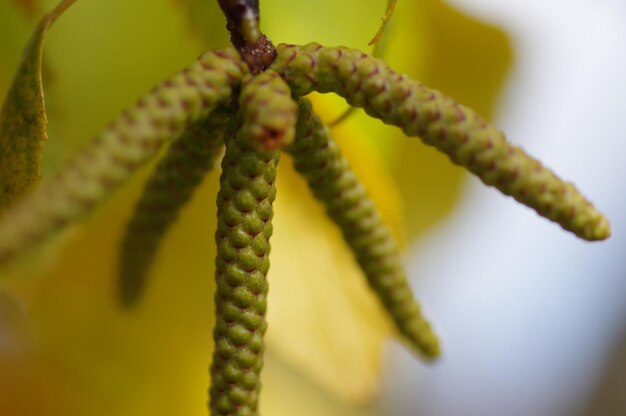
381, 1, 626, 415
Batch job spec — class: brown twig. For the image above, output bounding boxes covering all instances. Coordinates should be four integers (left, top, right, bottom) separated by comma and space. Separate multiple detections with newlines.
217, 0, 276, 74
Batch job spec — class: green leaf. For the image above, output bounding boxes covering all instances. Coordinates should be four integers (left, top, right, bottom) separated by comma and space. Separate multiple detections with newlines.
0, 0, 76, 211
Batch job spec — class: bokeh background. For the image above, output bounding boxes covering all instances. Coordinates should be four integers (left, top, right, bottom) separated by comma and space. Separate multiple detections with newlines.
0, 0, 624, 415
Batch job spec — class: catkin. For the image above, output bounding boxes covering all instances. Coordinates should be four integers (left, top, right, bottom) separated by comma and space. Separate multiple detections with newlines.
286, 98, 439, 358
0, 48, 247, 266
271, 43, 610, 241
210, 70, 291, 415
119, 108, 232, 306
210, 120, 279, 416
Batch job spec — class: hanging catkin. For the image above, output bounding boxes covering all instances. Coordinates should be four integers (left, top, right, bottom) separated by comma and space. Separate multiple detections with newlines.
286, 98, 439, 358
271, 43, 610, 241
119, 108, 232, 305
210, 69, 295, 415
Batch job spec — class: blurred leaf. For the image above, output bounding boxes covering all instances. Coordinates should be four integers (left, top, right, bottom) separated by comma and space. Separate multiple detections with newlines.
0, 3, 30, 94
0, 287, 79, 416
423, 1, 512, 121
0, 0, 76, 210
5, 165, 221, 416
10, 0, 41, 18
171, 0, 229, 49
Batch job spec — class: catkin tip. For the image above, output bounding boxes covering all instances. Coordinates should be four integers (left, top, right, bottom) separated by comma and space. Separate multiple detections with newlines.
119, 291, 139, 308
586, 216, 611, 241
119, 272, 142, 307
419, 336, 441, 360
409, 320, 441, 359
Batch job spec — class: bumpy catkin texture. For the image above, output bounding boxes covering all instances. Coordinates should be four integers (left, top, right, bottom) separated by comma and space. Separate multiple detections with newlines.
0, 48, 247, 266
286, 98, 439, 358
271, 43, 610, 241
119, 108, 232, 306
210, 119, 280, 414
239, 69, 297, 149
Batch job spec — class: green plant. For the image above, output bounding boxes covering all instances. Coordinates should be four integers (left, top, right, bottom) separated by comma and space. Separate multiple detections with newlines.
0, 0, 611, 415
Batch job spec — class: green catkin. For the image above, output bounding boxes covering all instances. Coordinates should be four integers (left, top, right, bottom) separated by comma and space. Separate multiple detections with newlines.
210, 123, 279, 416
210, 71, 290, 415
286, 98, 439, 358
239, 69, 298, 150
0, 48, 247, 266
119, 109, 232, 306
271, 43, 611, 241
